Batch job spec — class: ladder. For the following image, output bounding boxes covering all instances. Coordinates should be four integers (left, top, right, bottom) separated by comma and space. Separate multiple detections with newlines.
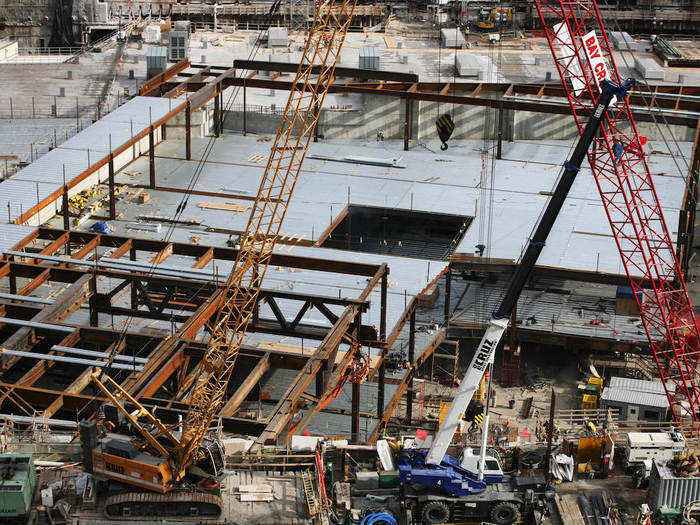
301, 469, 320, 518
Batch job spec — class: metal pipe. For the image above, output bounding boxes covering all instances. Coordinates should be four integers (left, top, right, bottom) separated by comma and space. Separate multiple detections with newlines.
0, 349, 143, 371
0, 293, 54, 305
51, 345, 148, 364
0, 414, 77, 428
0, 317, 75, 333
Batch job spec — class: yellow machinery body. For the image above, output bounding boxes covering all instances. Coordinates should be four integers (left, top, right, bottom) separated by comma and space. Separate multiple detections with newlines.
582, 394, 598, 410
91, 449, 175, 494
580, 377, 604, 409
476, 8, 512, 30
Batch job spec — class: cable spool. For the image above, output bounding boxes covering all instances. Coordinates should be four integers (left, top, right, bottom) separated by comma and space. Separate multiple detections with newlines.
435, 113, 455, 150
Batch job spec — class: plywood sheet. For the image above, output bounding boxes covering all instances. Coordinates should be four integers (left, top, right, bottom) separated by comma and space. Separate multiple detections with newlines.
198, 201, 250, 212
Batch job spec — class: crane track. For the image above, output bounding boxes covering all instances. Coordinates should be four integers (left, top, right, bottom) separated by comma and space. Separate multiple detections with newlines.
105, 490, 223, 520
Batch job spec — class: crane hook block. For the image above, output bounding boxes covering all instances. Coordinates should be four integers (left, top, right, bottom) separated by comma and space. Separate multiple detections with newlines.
436, 114, 455, 151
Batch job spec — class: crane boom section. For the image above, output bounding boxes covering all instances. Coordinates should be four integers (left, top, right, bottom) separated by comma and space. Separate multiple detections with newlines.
177, 0, 359, 470
427, 83, 625, 466
90, 0, 359, 482
535, 0, 700, 420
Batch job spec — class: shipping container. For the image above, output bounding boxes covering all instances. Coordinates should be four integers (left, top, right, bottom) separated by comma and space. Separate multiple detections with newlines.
648, 460, 700, 511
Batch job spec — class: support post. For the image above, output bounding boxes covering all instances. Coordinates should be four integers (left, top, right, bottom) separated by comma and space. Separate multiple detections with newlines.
509, 304, 517, 350
9, 272, 16, 295
352, 381, 361, 444
185, 100, 192, 160
108, 154, 116, 220
406, 309, 416, 424
89, 274, 98, 326
444, 268, 451, 323
149, 126, 155, 188
497, 101, 504, 160
62, 186, 70, 232
377, 270, 388, 418
243, 82, 247, 136
351, 312, 362, 444
130, 246, 138, 309
214, 87, 221, 137
404, 97, 411, 151
544, 389, 556, 484
161, 122, 167, 141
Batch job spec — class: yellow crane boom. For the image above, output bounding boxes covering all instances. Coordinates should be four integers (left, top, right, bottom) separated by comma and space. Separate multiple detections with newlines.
92, 0, 359, 485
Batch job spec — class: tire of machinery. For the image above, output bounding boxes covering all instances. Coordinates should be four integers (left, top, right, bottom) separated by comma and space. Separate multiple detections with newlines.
421, 501, 450, 524
490, 501, 521, 525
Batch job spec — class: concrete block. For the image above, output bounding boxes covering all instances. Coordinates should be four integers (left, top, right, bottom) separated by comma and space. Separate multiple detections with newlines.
634, 55, 665, 80
609, 31, 636, 51
268, 27, 289, 47
290, 435, 322, 451
456, 53, 488, 79
441, 28, 466, 49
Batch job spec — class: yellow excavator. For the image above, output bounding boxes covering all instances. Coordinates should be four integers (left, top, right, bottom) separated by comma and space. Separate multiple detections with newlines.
77, 0, 358, 519
476, 7, 513, 30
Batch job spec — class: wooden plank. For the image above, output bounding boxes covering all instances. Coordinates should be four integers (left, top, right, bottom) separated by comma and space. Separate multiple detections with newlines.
239, 493, 274, 502
555, 494, 586, 525
238, 484, 272, 493
150, 243, 173, 264
256, 342, 380, 368
197, 201, 250, 212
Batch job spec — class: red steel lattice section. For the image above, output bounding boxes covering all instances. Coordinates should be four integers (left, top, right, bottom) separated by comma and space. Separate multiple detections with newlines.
534, 0, 700, 420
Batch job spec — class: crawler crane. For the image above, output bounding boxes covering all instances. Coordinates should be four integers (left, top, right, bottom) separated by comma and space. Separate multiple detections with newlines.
78, 0, 359, 518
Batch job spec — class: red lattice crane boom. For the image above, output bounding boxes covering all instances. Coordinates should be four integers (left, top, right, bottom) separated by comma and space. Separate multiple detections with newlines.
534, 0, 700, 420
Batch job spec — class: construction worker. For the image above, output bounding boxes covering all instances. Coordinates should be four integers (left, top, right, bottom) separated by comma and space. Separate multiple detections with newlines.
376, 129, 384, 142
613, 140, 625, 164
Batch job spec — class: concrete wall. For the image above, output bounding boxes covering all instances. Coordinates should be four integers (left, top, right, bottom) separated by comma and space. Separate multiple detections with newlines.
223, 92, 696, 143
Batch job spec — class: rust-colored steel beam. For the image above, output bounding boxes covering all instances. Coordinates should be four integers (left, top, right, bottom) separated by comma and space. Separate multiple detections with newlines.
137, 349, 186, 399
32, 228, 379, 276
368, 330, 447, 443
139, 59, 192, 97
256, 264, 386, 446
0, 274, 92, 369
219, 354, 271, 417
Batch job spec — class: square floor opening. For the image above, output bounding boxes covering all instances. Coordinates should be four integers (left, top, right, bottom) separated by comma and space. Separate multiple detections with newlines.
319, 205, 472, 260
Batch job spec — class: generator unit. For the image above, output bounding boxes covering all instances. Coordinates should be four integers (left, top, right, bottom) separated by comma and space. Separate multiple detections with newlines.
0, 454, 36, 518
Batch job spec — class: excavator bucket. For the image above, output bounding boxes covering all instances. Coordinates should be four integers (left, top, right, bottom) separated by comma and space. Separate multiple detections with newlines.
436, 113, 455, 150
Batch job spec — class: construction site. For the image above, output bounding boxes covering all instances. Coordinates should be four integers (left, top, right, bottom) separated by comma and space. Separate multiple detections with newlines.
0, 0, 699, 524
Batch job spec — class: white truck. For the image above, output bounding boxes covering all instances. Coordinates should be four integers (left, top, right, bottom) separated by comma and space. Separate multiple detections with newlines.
625, 431, 685, 488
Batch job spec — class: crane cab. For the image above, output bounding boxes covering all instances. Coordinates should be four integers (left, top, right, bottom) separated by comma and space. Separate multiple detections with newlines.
91, 438, 174, 493
460, 448, 504, 484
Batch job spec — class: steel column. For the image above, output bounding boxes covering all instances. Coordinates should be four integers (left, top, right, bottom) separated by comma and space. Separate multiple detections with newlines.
185, 100, 192, 160
444, 268, 451, 323
214, 87, 221, 137
108, 154, 116, 220
497, 101, 504, 159
406, 309, 415, 424
404, 97, 410, 151
377, 270, 388, 418
148, 126, 155, 188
